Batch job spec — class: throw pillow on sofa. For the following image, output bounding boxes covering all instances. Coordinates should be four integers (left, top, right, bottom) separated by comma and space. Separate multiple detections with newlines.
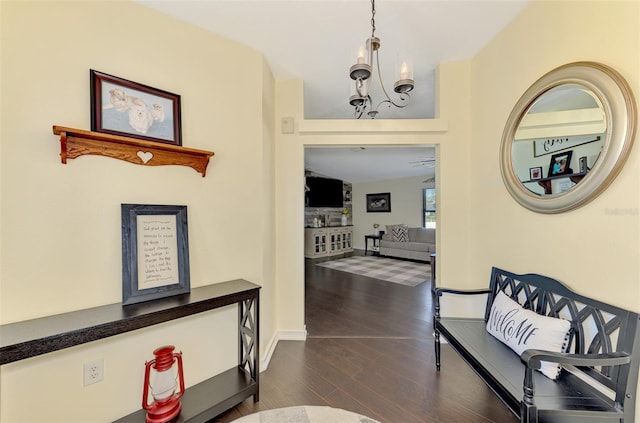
486, 291, 571, 380
385, 224, 402, 234
392, 225, 409, 242
383, 224, 403, 240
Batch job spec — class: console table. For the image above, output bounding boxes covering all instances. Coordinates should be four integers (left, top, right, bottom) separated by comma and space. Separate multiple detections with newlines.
0, 279, 260, 423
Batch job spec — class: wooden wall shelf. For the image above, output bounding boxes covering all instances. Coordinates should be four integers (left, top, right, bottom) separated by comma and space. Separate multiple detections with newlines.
52, 126, 214, 177
522, 171, 587, 195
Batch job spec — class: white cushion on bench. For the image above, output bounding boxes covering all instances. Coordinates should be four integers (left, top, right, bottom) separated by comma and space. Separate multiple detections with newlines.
486, 291, 571, 380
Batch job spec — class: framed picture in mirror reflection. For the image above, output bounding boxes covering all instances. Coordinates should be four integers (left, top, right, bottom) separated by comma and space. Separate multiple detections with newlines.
548, 150, 573, 178
529, 167, 543, 180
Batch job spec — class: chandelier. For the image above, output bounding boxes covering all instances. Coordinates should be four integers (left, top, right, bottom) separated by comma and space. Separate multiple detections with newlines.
349, 0, 414, 119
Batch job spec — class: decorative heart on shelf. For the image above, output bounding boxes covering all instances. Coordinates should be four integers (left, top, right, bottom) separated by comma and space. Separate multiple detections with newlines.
137, 151, 153, 164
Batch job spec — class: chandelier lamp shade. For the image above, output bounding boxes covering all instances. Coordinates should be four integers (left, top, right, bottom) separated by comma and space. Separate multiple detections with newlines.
349, 0, 414, 119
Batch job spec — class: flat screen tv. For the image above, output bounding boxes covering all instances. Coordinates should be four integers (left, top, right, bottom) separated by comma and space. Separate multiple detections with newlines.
306, 177, 343, 208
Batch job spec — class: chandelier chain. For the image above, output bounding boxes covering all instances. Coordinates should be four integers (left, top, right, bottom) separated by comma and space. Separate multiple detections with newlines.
370, 0, 376, 38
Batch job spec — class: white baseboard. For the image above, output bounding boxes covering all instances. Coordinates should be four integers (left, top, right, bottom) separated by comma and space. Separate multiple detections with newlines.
260, 327, 308, 371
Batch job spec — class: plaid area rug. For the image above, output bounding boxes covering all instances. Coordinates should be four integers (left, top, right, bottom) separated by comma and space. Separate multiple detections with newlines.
316, 255, 430, 287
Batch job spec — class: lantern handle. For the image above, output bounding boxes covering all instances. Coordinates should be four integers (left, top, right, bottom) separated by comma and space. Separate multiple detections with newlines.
142, 359, 155, 410
175, 352, 185, 399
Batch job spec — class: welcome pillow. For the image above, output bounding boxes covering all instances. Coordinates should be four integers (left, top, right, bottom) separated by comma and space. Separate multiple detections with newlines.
486, 291, 571, 379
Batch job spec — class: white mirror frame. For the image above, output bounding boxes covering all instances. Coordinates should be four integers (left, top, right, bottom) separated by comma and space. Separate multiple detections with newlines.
500, 62, 636, 214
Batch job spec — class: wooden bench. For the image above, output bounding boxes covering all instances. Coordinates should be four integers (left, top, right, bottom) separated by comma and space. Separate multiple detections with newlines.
434, 267, 640, 423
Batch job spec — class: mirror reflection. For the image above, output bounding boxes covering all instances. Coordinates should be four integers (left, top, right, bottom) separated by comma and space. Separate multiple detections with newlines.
512, 83, 606, 196
500, 62, 636, 214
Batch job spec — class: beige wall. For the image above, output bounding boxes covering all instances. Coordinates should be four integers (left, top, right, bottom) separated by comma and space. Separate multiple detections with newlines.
0, 1, 275, 421
469, 1, 640, 414
260, 57, 277, 354
352, 175, 433, 250
468, 0, 640, 310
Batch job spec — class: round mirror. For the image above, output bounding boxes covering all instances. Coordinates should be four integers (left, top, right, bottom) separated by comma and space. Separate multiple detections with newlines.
500, 62, 636, 213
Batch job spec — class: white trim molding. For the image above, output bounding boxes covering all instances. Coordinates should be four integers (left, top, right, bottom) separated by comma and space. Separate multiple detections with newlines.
298, 118, 448, 135
260, 328, 308, 371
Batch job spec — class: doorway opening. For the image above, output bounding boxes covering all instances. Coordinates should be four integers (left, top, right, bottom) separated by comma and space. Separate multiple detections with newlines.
303, 145, 437, 336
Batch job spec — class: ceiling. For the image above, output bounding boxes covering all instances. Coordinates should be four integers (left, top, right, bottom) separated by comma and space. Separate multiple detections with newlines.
136, 0, 530, 120
136, 0, 529, 183
305, 146, 436, 183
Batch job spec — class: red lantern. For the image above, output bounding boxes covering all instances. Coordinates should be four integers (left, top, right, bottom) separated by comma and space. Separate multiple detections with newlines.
142, 345, 185, 423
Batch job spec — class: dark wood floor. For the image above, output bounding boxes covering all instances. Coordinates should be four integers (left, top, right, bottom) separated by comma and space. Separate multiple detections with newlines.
213, 251, 518, 422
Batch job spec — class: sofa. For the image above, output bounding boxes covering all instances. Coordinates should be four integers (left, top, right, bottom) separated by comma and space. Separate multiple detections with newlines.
379, 225, 435, 262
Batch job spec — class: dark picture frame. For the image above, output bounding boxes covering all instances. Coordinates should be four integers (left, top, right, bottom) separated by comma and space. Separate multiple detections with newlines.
547, 150, 573, 178
90, 70, 182, 145
366, 192, 391, 213
121, 204, 190, 305
529, 166, 543, 180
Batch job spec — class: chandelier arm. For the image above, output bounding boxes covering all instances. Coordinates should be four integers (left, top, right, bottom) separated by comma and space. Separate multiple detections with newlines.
374, 94, 411, 113
373, 49, 410, 108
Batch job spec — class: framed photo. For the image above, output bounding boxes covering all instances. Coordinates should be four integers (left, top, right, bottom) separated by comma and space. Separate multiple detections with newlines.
366, 192, 391, 213
90, 70, 182, 145
121, 204, 190, 305
529, 166, 543, 180
547, 150, 573, 178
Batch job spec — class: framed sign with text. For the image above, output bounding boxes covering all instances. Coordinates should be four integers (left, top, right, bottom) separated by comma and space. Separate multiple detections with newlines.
532, 135, 601, 158
121, 204, 190, 305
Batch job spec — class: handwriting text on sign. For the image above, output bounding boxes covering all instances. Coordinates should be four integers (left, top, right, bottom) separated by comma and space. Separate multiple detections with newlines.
137, 215, 179, 289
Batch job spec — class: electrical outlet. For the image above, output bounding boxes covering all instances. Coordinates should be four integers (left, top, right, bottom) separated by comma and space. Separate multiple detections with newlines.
83, 358, 104, 386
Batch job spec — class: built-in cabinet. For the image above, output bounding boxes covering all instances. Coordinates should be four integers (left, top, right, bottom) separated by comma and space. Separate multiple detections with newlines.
305, 227, 328, 257
305, 227, 353, 258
